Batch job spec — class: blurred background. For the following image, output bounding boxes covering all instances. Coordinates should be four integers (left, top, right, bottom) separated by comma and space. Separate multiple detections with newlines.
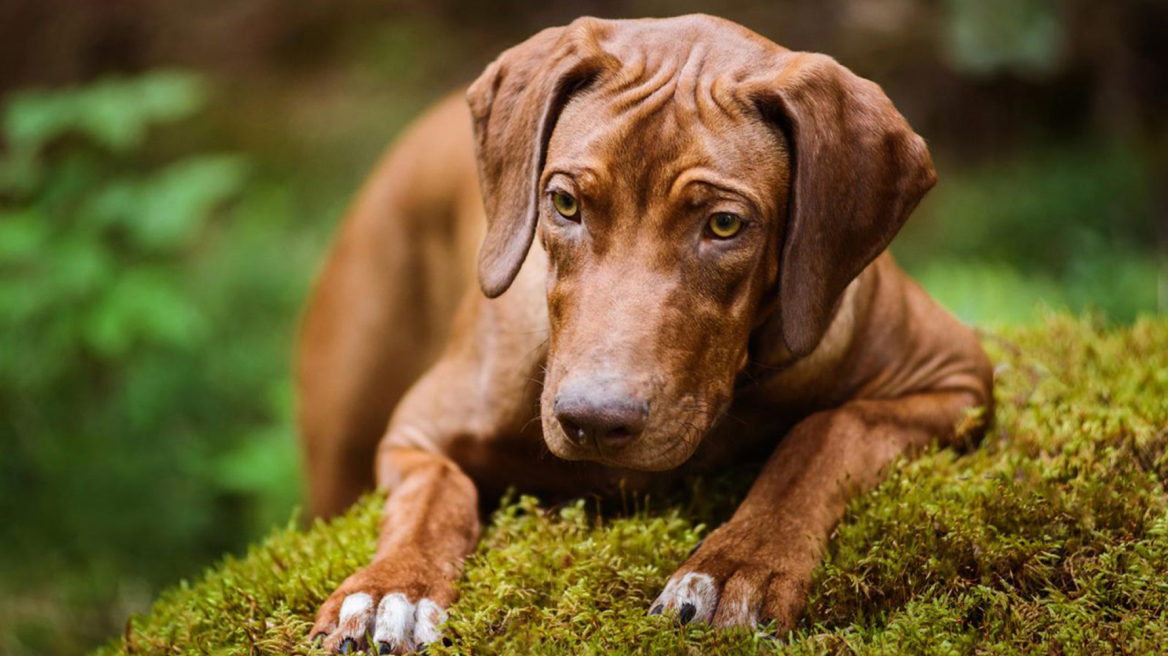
0, 0, 1164, 653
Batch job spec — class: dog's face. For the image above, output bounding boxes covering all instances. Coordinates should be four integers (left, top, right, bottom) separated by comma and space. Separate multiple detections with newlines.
467, 15, 935, 470
534, 87, 789, 469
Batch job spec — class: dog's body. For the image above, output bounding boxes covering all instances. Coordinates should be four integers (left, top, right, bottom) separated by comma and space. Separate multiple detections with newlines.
299, 16, 993, 654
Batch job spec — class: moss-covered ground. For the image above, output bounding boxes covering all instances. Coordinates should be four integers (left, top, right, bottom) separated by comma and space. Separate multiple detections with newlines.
94, 315, 1168, 655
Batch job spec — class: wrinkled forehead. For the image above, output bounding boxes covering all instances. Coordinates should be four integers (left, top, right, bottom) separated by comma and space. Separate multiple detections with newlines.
545, 63, 789, 211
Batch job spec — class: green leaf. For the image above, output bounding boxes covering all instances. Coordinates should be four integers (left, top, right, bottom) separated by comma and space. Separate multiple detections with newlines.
0, 209, 49, 262
131, 70, 210, 123
80, 179, 143, 229
3, 70, 209, 155
130, 155, 250, 250
83, 268, 205, 356
47, 236, 115, 302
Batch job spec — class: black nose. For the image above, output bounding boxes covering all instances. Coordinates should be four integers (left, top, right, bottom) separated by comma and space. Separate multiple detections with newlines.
554, 384, 648, 449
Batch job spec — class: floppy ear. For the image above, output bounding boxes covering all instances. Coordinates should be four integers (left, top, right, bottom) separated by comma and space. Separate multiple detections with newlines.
467, 21, 616, 298
750, 53, 936, 356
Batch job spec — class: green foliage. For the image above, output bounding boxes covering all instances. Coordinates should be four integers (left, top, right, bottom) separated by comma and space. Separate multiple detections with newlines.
897, 140, 1164, 325
4, 71, 206, 157
0, 73, 311, 655
92, 316, 1168, 655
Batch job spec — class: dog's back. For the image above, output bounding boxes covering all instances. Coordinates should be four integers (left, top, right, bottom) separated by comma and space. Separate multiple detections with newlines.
297, 92, 483, 517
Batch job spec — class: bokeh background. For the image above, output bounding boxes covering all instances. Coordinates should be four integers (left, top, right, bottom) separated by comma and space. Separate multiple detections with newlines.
1, 1, 1164, 653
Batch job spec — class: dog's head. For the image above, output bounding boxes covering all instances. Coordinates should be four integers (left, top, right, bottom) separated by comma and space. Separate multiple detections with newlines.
467, 15, 935, 470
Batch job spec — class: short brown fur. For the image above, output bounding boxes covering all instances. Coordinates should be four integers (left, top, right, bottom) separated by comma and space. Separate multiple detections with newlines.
298, 15, 993, 653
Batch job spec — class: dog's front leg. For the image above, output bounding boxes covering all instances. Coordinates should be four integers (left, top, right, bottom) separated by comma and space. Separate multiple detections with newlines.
310, 445, 479, 654
651, 389, 988, 632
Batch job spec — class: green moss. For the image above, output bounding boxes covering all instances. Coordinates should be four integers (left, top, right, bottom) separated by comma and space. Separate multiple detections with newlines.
94, 314, 1168, 656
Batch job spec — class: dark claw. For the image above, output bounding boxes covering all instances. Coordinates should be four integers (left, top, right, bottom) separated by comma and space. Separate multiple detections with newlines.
378, 642, 392, 655
678, 602, 696, 625
648, 604, 663, 616
311, 632, 327, 647
338, 637, 357, 654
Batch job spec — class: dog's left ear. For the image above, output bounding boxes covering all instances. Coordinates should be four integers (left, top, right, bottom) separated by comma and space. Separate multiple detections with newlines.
749, 53, 936, 356
467, 20, 616, 298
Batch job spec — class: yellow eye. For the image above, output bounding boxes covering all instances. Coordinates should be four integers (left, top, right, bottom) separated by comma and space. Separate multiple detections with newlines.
551, 191, 579, 219
708, 212, 742, 238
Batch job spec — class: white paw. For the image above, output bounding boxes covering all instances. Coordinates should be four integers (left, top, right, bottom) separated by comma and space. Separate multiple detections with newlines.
328, 592, 446, 654
650, 572, 719, 624
374, 594, 446, 653
335, 592, 374, 647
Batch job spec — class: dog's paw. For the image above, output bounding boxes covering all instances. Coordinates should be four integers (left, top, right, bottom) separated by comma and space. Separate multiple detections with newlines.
310, 558, 452, 654
649, 528, 812, 632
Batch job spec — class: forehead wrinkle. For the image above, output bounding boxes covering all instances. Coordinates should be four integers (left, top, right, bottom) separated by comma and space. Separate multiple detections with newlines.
702, 72, 747, 124
605, 47, 679, 119
617, 72, 677, 122
672, 41, 708, 117
607, 47, 647, 94
612, 49, 662, 101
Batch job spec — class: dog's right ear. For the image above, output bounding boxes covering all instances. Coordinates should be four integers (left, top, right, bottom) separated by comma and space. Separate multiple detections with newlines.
467, 20, 616, 298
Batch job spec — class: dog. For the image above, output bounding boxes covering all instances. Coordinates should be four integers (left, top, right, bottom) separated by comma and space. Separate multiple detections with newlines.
297, 14, 993, 654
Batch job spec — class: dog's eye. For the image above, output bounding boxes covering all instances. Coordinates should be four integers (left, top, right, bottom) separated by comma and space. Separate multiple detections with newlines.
707, 212, 742, 239
551, 191, 580, 220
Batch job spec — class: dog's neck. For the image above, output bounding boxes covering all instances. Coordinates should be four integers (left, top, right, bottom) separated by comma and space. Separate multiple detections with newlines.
739, 276, 861, 392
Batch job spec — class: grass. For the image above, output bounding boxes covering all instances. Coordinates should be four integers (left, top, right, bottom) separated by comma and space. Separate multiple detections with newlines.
93, 313, 1168, 655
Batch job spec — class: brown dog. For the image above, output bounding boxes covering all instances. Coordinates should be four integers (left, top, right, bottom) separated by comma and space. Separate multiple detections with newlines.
298, 15, 993, 654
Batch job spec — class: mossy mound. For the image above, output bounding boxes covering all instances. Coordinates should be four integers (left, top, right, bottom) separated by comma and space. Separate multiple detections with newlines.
95, 314, 1168, 655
